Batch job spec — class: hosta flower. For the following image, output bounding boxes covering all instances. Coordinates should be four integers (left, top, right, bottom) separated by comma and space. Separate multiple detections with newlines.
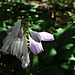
29, 29, 54, 42
29, 29, 54, 54
1, 19, 22, 53
29, 35, 44, 54
1, 19, 54, 68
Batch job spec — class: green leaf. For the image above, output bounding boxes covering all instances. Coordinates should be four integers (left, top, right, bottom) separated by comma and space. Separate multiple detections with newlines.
61, 63, 69, 70
54, 22, 75, 60
64, 43, 74, 50
21, 10, 27, 13
0, 2, 2, 5
55, 22, 72, 37
57, 2, 64, 6
29, 9, 36, 12
30, 55, 39, 75
40, 66, 65, 75
68, 55, 75, 61
33, 55, 38, 66
37, 20, 44, 23
73, 2, 75, 8
32, 24, 41, 30
31, 4, 39, 8
49, 48, 57, 57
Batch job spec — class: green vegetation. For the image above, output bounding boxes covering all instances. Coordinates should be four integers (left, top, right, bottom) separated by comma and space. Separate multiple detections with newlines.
0, 0, 75, 75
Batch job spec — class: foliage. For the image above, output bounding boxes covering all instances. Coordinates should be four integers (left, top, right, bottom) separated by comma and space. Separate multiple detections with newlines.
0, 0, 75, 75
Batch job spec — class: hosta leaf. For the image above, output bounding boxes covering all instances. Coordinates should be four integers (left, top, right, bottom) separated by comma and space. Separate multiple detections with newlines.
40, 66, 65, 75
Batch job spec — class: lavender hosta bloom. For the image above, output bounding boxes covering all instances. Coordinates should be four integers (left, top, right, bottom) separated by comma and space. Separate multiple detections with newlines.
29, 29, 41, 42
29, 29, 54, 42
39, 32, 54, 41
1, 19, 54, 68
7, 27, 23, 38
18, 27, 23, 38
29, 36, 44, 54
16, 40, 23, 58
3, 19, 22, 43
10, 19, 21, 37
1, 19, 30, 68
5, 44, 12, 52
6, 19, 21, 37
22, 35, 28, 57
29, 29, 54, 54
11, 40, 20, 56
10, 34, 30, 68
1, 37, 18, 53
3, 34, 10, 43
1, 19, 22, 53
22, 53, 30, 68
22, 35, 30, 68
10, 40, 22, 59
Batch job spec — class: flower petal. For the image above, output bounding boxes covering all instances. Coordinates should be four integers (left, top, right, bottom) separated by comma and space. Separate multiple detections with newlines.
18, 27, 23, 38
29, 36, 44, 54
22, 35, 28, 57
29, 29, 41, 42
22, 53, 30, 68
3, 35, 10, 43
5, 44, 12, 52
7, 28, 13, 33
22, 35, 30, 68
11, 40, 20, 56
1, 37, 18, 53
10, 19, 21, 37
39, 32, 54, 41
16, 40, 23, 59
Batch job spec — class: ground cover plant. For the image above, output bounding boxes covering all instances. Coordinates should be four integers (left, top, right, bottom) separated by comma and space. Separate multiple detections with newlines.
0, 0, 75, 75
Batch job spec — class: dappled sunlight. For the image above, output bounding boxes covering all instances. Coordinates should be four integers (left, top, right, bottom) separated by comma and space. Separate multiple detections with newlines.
0, 0, 75, 75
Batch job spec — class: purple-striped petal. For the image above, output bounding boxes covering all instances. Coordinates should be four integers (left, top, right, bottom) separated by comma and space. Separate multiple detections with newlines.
7, 28, 13, 33
29, 36, 44, 54
39, 32, 54, 41
29, 29, 41, 42
18, 27, 23, 38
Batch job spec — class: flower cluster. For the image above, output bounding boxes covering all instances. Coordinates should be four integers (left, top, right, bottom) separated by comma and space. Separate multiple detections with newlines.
1, 19, 54, 68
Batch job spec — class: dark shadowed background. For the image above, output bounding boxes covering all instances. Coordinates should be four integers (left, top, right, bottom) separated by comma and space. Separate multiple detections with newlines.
0, 0, 75, 75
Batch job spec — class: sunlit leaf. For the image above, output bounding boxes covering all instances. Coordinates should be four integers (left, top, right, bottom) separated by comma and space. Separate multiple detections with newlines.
49, 48, 57, 57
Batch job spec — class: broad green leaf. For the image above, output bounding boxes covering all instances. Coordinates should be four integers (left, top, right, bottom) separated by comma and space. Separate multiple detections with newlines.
68, 55, 75, 61
29, 9, 36, 12
21, 10, 27, 13
73, 2, 75, 8
49, 48, 57, 57
64, 43, 74, 50
33, 55, 38, 66
32, 24, 41, 30
61, 63, 69, 70
30, 55, 39, 75
40, 66, 65, 75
